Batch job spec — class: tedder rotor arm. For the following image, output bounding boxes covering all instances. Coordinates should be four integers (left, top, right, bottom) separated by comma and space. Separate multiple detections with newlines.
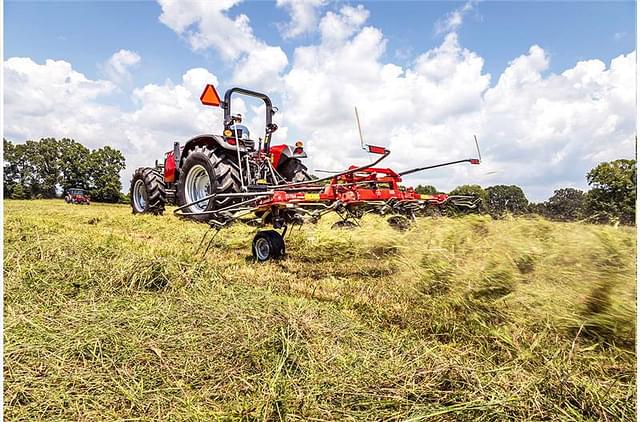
399, 135, 482, 176
399, 158, 480, 177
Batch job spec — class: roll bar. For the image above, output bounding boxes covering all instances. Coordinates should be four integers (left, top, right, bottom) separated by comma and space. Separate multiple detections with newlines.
222, 87, 275, 127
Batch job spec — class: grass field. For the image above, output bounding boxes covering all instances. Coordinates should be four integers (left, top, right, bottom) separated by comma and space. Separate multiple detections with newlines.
3, 199, 636, 420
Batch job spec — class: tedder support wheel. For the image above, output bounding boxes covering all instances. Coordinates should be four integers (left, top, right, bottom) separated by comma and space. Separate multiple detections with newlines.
130, 167, 166, 215
252, 230, 285, 262
176, 145, 242, 222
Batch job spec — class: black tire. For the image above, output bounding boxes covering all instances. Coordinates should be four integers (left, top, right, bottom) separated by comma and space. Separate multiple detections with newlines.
176, 145, 242, 222
252, 230, 285, 262
278, 158, 311, 183
130, 167, 166, 215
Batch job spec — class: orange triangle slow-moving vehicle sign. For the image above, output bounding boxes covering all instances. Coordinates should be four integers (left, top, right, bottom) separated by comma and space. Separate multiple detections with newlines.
200, 84, 221, 106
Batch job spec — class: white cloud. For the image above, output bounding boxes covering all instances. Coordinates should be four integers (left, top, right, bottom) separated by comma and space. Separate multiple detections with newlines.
101, 49, 141, 84
4, 57, 117, 146
276, 0, 325, 39
319, 4, 369, 44
614, 31, 626, 41
157, 0, 288, 91
435, 1, 475, 34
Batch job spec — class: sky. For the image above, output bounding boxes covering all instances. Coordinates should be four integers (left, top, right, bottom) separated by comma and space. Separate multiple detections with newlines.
3, 0, 637, 201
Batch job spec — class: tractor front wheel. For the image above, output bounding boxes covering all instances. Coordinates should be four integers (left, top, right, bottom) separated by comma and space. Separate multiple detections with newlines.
130, 167, 166, 215
252, 230, 285, 262
176, 145, 241, 222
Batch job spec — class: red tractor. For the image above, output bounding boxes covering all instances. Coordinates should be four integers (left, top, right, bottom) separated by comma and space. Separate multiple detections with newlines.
131, 84, 482, 261
64, 188, 90, 205
130, 85, 309, 220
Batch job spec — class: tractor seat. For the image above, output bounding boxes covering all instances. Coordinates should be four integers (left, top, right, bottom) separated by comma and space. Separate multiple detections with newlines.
228, 124, 255, 150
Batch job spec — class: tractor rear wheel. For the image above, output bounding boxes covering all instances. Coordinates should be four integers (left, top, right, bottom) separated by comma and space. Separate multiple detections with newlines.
177, 145, 242, 222
279, 158, 311, 183
130, 167, 166, 215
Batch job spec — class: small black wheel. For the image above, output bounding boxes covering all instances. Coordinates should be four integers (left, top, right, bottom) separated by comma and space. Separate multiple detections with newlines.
331, 220, 357, 230
252, 230, 285, 262
387, 215, 412, 231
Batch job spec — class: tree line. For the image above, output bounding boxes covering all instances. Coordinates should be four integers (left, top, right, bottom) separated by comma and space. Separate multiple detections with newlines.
3, 138, 126, 203
415, 159, 636, 225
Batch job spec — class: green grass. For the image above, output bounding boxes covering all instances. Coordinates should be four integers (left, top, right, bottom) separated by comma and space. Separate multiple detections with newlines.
4, 199, 636, 421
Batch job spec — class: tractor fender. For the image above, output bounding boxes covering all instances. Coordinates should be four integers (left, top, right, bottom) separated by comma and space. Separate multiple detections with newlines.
270, 144, 307, 169
178, 134, 247, 167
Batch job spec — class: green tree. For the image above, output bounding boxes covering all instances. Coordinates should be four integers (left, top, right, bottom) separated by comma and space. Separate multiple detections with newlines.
4, 139, 18, 198
10, 184, 27, 199
542, 188, 587, 221
4, 140, 40, 198
527, 202, 547, 216
4, 138, 126, 202
29, 138, 61, 198
414, 184, 438, 195
486, 185, 529, 217
585, 159, 636, 225
59, 138, 91, 191
88, 146, 126, 202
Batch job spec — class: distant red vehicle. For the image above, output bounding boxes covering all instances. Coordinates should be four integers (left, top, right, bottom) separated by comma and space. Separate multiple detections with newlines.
64, 188, 90, 205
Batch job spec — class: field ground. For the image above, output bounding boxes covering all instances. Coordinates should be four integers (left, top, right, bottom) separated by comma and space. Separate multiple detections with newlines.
3, 199, 636, 420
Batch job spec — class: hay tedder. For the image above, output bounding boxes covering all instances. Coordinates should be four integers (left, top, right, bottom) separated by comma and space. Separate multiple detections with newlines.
130, 84, 482, 261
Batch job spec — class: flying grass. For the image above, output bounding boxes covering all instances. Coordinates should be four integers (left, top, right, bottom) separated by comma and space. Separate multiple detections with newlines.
3, 199, 636, 420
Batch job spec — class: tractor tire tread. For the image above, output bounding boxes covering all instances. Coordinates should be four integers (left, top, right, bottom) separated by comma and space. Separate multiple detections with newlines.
131, 167, 166, 215
177, 144, 242, 221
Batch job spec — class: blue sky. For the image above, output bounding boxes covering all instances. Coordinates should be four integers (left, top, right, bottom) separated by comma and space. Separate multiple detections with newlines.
6, 1, 634, 89
3, 1, 637, 200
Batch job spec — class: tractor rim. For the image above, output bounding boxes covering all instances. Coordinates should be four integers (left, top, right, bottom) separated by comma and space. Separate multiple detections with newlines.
185, 164, 210, 212
254, 237, 271, 261
133, 179, 147, 211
